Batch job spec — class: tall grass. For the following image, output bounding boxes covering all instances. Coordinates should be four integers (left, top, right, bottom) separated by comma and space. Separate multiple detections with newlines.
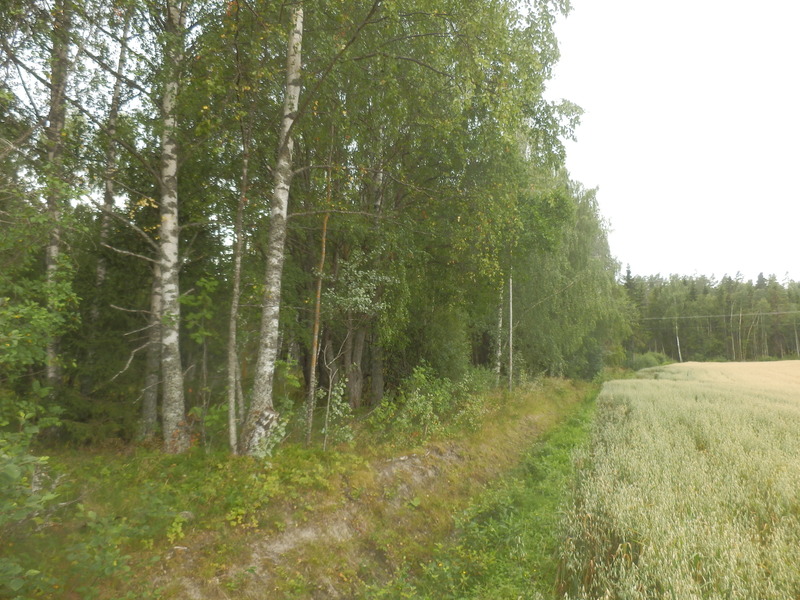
558, 361, 800, 599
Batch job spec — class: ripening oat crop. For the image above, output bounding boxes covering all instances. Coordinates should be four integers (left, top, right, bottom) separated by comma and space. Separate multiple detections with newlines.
558, 361, 800, 599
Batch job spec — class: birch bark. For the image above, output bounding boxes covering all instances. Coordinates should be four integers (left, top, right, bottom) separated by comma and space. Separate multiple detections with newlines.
494, 287, 503, 387
44, 0, 71, 388
159, 0, 189, 453
241, 4, 304, 455
140, 264, 162, 440
227, 130, 249, 453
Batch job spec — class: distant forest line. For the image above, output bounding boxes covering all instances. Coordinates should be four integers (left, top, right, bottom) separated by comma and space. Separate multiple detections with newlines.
623, 270, 800, 364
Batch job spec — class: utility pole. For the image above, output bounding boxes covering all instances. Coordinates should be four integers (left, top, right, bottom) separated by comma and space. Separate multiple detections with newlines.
508, 272, 513, 392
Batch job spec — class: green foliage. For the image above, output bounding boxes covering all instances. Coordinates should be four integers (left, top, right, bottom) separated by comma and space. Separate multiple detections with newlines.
320, 377, 354, 447
367, 364, 454, 443
65, 505, 135, 599
0, 395, 63, 599
188, 402, 228, 449
58, 389, 137, 445
629, 350, 672, 371
624, 272, 800, 363
0, 396, 61, 525
0, 443, 358, 597
323, 248, 394, 318
179, 276, 219, 344
508, 183, 630, 380
2, 0, 631, 451
0, 251, 80, 385
366, 365, 494, 444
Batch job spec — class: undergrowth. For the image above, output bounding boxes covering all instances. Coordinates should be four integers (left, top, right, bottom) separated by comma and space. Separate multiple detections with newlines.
2, 445, 366, 599
1, 373, 593, 599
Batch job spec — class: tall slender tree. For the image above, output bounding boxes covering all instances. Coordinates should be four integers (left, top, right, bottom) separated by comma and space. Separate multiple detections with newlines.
241, 3, 305, 455
158, 0, 189, 453
44, 0, 73, 388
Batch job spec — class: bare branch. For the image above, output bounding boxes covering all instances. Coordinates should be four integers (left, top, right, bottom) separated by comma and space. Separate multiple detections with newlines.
124, 322, 158, 336
0, 39, 159, 180
288, 209, 381, 220
77, 45, 152, 98
89, 199, 159, 252
102, 242, 159, 264
110, 341, 151, 382
378, 31, 456, 48
352, 52, 454, 79
0, 124, 41, 161
110, 304, 153, 314
290, 163, 337, 178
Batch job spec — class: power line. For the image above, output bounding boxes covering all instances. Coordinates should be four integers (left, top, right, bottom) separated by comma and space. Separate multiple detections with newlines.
641, 310, 800, 322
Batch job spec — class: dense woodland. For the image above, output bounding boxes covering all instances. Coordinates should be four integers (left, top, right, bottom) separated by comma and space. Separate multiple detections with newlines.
1, 0, 632, 456
2, 0, 798, 463
625, 271, 800, 365
5, 2, 800, 596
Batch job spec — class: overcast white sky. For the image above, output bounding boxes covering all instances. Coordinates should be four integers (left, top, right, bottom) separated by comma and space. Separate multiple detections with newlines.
546, 0, 800, 283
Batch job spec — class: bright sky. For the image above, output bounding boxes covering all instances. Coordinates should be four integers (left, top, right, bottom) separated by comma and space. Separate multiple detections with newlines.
546, 0, 800, 283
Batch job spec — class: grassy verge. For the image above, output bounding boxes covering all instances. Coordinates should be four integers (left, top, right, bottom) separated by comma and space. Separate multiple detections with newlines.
2, 377, 593, 599
365, 384, 598, 599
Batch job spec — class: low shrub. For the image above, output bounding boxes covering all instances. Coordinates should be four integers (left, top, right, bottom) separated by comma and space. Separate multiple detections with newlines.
1, 393, 63, 598
365, 365, 495, 444
629, 350, 671, 371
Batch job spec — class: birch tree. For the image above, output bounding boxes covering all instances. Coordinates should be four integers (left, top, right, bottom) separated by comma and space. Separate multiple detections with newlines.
158, 0, 189, 453
140, 264, 162, 440
240, 3, 304, 455
43, 0, 72, 388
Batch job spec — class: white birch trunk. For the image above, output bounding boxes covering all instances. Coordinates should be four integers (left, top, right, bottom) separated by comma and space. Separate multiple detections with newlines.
494, 287, 503, 387
140, 264, 162, 440
227, 131, 249, 453
241, 4, 304, 455
44, 0, 71, 388
159, 0, 189, 453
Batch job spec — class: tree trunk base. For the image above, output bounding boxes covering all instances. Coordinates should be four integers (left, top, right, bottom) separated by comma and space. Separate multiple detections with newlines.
241, 408, 281, 457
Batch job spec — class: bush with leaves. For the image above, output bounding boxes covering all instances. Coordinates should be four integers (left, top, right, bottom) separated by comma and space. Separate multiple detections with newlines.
366, 364, 493, 443
0, 393, 63, 598
629, 351, 672, 371
320, 377, 353, 448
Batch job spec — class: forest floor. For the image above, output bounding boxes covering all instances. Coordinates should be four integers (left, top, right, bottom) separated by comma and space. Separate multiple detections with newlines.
12, 377, 597, 599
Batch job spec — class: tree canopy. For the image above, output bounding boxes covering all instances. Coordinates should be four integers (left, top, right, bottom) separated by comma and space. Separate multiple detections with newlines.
2, 0, 629, 452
